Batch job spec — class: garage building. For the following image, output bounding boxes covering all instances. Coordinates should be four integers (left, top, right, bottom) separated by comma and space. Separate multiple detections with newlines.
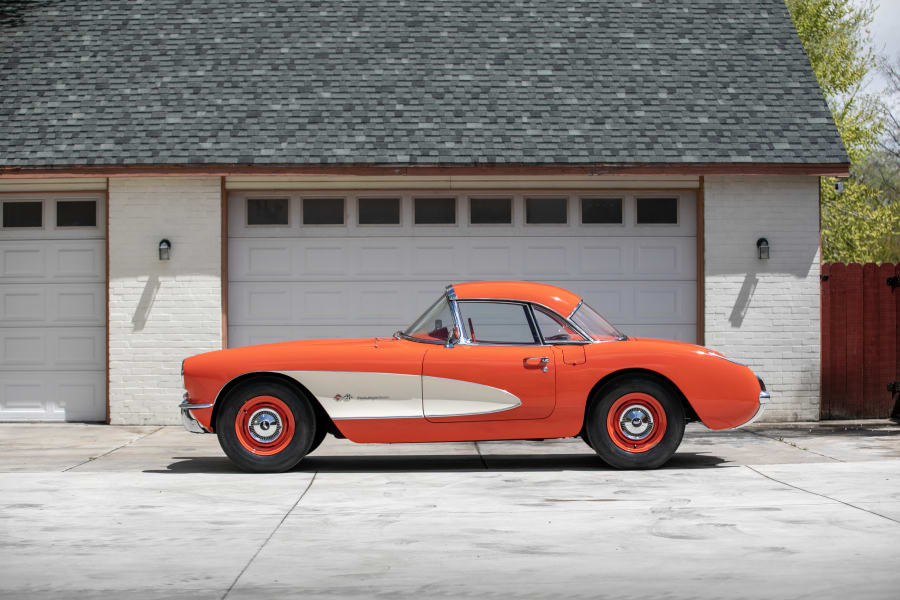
0, 0, 848, 424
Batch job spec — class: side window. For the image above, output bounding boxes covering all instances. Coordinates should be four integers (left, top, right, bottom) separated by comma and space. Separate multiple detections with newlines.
533, 307, 586, 343
458, 302, 537, 345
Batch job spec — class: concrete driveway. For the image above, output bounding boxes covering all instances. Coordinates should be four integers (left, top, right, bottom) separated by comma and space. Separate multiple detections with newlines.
1, 422, 898, 600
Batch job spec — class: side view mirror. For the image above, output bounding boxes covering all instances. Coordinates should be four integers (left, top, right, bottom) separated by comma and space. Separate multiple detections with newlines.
445, 327, 460, 348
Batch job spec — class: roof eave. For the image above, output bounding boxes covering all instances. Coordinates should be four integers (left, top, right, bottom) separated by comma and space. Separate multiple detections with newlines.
0, 162, 852, 179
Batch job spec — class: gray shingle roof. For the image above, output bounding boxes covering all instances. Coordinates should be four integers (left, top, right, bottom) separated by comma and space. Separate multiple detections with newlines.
0, 0, 847, 167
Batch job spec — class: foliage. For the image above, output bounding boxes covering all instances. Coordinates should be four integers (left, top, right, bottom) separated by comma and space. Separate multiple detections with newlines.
787, 0, 898, 263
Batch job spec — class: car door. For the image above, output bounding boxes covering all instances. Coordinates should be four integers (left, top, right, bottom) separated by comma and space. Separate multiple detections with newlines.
423, 301, 556, 422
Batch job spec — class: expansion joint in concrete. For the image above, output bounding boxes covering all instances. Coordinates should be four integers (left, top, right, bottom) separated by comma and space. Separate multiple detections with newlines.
62, 426, 165, 472
745, 465, 900, 527
221, 471, 319, 600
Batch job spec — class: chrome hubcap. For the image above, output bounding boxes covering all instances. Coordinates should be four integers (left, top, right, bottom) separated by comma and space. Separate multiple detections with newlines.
248, 408, 283, 444
619, 405, 654, 440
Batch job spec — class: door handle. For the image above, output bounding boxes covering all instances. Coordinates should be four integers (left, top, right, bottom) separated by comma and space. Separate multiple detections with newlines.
524, 356, 550, 372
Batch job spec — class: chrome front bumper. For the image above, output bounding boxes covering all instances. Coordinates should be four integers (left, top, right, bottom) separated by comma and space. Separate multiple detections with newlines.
739, 390, 770, 428
179, 398, 213, 434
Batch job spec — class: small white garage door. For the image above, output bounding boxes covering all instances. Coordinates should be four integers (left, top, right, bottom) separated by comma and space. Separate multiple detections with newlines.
0, 194, 106, 421
228, 191, 696, 348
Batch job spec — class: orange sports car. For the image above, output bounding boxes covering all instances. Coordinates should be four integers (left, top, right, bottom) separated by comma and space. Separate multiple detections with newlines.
180, 281, 769, 472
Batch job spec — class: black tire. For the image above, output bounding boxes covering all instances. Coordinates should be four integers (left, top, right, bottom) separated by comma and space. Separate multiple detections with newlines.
580, 426, 594, 450
307, 425, 328, 455
585, 376, 685, 470
216, 380, 316, 473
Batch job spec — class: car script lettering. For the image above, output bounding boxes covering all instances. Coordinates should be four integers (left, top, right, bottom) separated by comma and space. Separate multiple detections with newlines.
333, 394, 389, 402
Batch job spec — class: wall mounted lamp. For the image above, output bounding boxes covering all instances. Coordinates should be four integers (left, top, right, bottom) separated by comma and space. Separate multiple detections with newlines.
756, 237, 769, 260
158, 239, 171, 261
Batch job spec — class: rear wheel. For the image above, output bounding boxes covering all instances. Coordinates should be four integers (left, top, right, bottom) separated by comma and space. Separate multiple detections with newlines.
216, 380, 315, 473
585, 376, 685, 469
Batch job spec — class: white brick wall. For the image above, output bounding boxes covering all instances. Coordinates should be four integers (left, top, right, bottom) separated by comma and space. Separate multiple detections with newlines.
704, 175, 820, 422
108, 177, 222, 425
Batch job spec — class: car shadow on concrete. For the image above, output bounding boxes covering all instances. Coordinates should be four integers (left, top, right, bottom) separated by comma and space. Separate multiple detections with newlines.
143, 451, 728, 474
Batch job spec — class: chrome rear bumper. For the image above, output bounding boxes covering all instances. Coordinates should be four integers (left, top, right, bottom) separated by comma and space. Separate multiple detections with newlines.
179, 399, 213, 434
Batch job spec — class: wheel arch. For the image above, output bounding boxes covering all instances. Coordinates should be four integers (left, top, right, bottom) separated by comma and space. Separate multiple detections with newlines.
582, 368, 699, 431
209, 371, 339, 437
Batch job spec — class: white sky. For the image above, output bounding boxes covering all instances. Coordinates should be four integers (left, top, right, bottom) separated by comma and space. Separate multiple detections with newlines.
855, 0, 900, 95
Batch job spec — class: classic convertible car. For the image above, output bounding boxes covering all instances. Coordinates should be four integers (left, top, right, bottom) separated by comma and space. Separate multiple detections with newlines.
180, 281, 769, 472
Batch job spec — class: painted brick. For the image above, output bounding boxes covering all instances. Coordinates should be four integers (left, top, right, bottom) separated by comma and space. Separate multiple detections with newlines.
108, 177, 222, 425
704, 175, 820, 422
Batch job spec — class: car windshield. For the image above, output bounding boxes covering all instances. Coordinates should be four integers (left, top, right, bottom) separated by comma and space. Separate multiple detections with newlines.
570, 302, 625, 341
403, 296, 455, 343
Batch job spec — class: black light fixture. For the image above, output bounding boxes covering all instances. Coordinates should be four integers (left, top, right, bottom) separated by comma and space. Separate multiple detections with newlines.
756, 237, 769, 260
158, 239, 171, 261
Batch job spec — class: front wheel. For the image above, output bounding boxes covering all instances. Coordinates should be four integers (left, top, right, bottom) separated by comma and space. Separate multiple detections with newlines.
585, 376, 685, 470
216, 380, 316, 473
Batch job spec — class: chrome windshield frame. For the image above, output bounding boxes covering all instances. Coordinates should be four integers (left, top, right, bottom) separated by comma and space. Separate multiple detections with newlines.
447, 291, 601, 346
400, 287, 623, 347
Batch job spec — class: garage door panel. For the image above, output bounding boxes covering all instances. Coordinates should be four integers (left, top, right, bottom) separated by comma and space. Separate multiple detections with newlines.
0, 283, 104, 326
523, 244, 570, 276
357, 244, 408, 276
634, 239, 696, 278
303, 245, 348, 276
0, 371, 105, 421
228, 324, 405, 348
0, 240, 104, 283
1, 244, 45, 279
466, 244, 516, 276
413, 243, 463, 276
1, 288, 46, 322
622, 323, 697, 343
302, 289, 348, 320
0, 327, 105, 371
356, 289, 407, 322
580, 244, 626, 275
566, 281, 696, 326
230, 281, 446, 326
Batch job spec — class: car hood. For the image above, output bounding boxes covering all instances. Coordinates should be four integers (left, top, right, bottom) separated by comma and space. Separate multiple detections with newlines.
620, 336, 738, 360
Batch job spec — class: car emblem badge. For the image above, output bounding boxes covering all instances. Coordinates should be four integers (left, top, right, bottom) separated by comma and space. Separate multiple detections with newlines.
334, 393, 352, 402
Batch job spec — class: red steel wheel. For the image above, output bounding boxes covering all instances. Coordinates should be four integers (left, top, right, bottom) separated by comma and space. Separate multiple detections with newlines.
234, 395, 296, 456
605, 392, 668, 453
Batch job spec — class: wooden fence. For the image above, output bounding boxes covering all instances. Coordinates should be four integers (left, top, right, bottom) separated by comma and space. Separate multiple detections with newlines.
820, 262, 899, 419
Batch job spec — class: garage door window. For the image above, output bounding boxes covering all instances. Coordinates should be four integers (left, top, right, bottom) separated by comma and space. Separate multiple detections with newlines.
470, 198, 512, 224
459, 302, 537, 345
636, 198, 678, 224
415, 198, 456, 224
247, 198, 289, 226
2, 201, 42, 228
359, 198, 400, 225
56, 200, 96, 227
581, 198, 622, 224
526, 198, 567, 224
303, 198, 344, 225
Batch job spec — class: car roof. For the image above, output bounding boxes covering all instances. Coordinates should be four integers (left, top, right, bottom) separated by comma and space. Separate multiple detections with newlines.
451, 281, 582, 317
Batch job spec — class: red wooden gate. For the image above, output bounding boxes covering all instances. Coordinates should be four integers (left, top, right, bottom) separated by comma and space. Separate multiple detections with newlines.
821, 263, 900, 419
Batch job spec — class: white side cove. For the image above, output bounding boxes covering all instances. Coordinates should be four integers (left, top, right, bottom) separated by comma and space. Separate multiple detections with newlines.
278, 370, 521, 420
421, 376, 521, 418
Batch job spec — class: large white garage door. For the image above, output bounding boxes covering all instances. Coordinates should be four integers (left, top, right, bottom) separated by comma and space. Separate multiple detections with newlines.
228, 192, 696, 348
0, 194, 106, 421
